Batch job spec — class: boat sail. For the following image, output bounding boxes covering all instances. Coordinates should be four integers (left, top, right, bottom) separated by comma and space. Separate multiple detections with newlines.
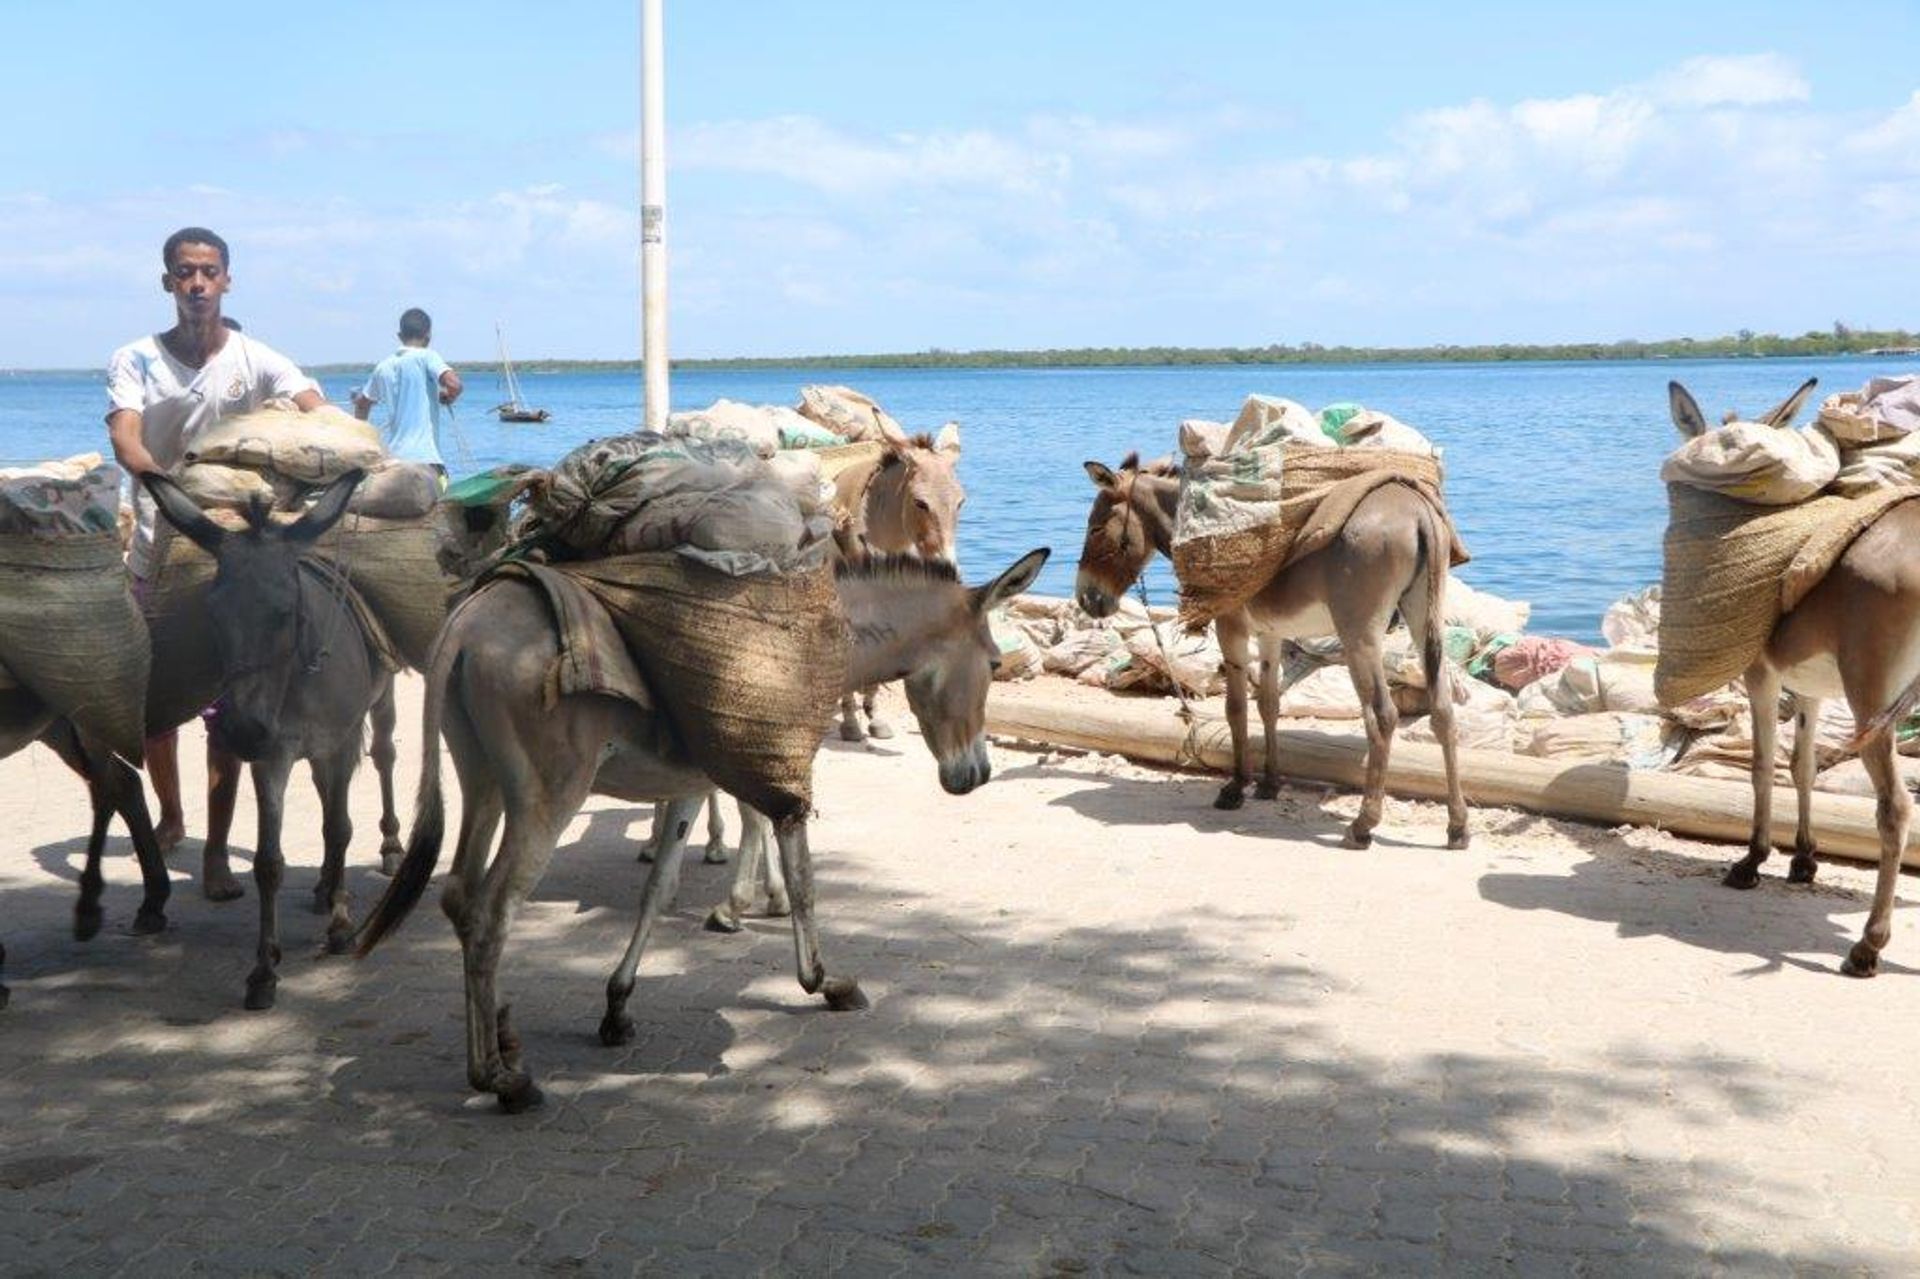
492, 321, 550, 423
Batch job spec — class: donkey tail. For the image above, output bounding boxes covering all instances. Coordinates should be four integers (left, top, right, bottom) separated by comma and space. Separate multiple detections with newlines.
356, 616, 459, 957
1416, 498, 1450, 702
1848, 669, 1920, 755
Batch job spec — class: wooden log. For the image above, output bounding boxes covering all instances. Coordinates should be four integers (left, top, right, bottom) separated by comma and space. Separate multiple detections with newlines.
986, 680, 1920, 870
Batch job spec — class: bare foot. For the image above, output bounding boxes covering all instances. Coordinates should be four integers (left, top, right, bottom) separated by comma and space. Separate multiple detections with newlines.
155, 816, 185, 854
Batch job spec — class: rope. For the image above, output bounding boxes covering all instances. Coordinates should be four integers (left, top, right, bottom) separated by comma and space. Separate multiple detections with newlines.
1131, 573, 1196, 726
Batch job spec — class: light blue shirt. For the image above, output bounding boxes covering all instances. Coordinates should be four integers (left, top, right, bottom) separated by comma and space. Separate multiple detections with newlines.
360, 345, 451, 465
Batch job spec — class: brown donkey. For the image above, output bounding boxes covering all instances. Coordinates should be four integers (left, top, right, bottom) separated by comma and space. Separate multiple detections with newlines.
833, 420, 965, 740
1670, 380, 1920, 977
1074, 454, 1468, 849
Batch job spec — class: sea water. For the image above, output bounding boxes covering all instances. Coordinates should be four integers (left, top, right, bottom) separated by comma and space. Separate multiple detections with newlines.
4, 354, 1907, 641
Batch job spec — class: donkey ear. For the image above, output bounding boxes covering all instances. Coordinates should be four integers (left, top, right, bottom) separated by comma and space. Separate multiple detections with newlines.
284, 469, 365, 545
934, 421, 961, 457
973, 547, 1050, 614
876, 413, 912, 449
1668, 382, 1709, 439
141, 473, 226, 555
1759, 377, 1818, 429
1084, 460, 1119, 489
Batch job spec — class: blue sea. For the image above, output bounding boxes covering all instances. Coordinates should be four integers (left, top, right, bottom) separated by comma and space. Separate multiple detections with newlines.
4, 355, 1909, 642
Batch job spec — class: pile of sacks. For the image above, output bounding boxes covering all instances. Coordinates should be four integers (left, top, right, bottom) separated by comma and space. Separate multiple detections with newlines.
999, 570, 1920, 795
515, 432, 835, 575
176, 404, 442, 520
664, 385, 908, 458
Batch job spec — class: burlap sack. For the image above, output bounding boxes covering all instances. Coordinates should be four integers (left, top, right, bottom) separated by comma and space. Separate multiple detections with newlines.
185, 406, 386, 484
0, 532, 149, 762
554, 554, 848, 822
667, 399, 816, 459
346, 460, 441, 520
1655, 486, 1920, 705
1174, 447, 1459, 629
795, 385, 903, 444
1659, 423, 1840, 505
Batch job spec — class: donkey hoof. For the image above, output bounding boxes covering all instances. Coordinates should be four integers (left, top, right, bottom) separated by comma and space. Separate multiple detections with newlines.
766, 894, 792, 919
496, 1074, 545, 1114
324, 927, 355, 957
309, 885, 334, 916
1447, 826, 1471, 851
1788, 857, 1819, 885
1253, 781, 1280, 801
243, 972, 278, 1011
635, 845, 657, 865
704, 907, 743, 935
1344, 823, 1374, 850
1213, 786, 1245, 812
1842, 943, 1881, 979
1722, 861, 1762, 891
132, 907, 168, 936
378, 847, 406, 878
867, 720, 895, 741
598, 1011, 636, 1047
822, 977, 869, 1012
838, 721, 866, 743
703, 843, 731, 866
0, 982, 9, 1011
73, 905, 104, 943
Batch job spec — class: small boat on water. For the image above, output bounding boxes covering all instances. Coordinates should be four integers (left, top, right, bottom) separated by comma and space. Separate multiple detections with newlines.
491, 321, 549, 423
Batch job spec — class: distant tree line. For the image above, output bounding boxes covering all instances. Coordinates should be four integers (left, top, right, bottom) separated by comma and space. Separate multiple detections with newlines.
301, 323, 1920, 377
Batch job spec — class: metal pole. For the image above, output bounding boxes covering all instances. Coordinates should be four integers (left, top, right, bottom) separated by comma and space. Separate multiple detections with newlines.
640, 0, 668, 431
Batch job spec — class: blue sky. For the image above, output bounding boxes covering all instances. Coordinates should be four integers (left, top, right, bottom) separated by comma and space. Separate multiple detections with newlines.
4, 1, 1920, 367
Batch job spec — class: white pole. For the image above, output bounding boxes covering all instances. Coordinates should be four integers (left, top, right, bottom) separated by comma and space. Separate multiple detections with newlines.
640, 0, 669, 431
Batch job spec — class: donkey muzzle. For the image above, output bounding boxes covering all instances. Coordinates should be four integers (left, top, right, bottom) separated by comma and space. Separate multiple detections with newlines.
938, 738, 993, 795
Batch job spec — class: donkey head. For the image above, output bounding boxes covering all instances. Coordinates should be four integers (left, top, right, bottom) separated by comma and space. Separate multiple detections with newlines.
869, 419, 965, 560
917, 545, 1046, 794
143, 470, 363, 759
1669, 377, 1818, 438
1075, 453, 1176, 619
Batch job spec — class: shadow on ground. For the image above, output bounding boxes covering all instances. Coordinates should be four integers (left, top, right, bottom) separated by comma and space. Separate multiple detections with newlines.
0, 803, 1894, 1275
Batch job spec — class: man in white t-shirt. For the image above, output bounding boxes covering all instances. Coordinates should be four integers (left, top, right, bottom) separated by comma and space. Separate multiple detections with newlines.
105, 226, 325, 901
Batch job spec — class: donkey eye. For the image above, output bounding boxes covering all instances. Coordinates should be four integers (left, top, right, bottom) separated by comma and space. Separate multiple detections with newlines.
914, 498, 931, 512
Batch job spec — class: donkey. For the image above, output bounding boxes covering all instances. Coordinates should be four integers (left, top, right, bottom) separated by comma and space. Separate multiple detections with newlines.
1669, 379, 1920, 977
1075, 454, 1469, 849
834, 420, 965, 741
357, 546, 1048, 1112
0, 699, 170, 1007
145, 471, 394, 1008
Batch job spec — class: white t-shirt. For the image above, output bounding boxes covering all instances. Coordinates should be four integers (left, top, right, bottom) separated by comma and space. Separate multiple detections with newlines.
106, 332, 319, 577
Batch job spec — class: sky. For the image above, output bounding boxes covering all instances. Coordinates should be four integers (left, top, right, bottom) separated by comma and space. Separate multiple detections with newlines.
4, 0, 1920, 368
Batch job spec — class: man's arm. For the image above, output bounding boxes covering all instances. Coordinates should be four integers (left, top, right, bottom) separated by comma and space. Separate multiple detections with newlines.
352, 393, 374, 420
438, 368, 463, 406
107, 408, 160, 476
293, 387, 324, 412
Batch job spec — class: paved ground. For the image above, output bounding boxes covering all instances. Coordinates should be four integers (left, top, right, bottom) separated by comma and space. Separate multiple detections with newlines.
3, 674, 1920, 1276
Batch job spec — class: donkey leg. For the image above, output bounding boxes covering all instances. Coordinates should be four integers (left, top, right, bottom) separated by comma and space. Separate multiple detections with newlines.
1344, 652, 1398, 849
243, 756, 295, 1010
369, 680, 405, 876
838, 692, 867, 743
638, 800, 674, 864
1253, 635, 1284, 801
864, 686, 894, 740
1416, 602, 1470, 850
707, 805, 784, 932
1726, 665, 1780, 890
106, 753, 171, 935
42, 722, 110, 941
1787, 696, 1821, 884
703, 792, 731, 864
464, 808, 569, 1110
1213, 616, 1253, 810
0, 940, 8, 1011
440, 687, 502, 938
1842, 730, 1910, 978
602, 795, 702, 1046
310, 743, 360, 955
776, 819, 867, 1011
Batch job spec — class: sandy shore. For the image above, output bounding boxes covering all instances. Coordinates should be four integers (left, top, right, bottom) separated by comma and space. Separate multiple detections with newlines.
1, 672, 1918, 1272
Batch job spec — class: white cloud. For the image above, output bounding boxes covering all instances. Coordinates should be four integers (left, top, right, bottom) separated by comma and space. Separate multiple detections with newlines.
676, 115, 1060, 196
1649, 54, 1810, 109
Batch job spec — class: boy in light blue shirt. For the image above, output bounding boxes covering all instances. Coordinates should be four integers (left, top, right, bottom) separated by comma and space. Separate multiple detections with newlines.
354, 307, 462, 466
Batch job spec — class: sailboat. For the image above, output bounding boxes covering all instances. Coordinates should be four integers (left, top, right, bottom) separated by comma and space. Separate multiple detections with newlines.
491, 320, 550, 423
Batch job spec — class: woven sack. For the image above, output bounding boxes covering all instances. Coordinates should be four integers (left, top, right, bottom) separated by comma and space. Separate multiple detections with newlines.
185, 406, 386, 484
556, 554, 848, 822
0, 532, 149, 762
1174, 446, 1450, 629
1655, 485, 1919, 705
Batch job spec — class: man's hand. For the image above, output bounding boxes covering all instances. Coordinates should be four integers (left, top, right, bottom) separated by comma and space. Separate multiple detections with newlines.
106, 408, 160, 476
439, 368, 463, 406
